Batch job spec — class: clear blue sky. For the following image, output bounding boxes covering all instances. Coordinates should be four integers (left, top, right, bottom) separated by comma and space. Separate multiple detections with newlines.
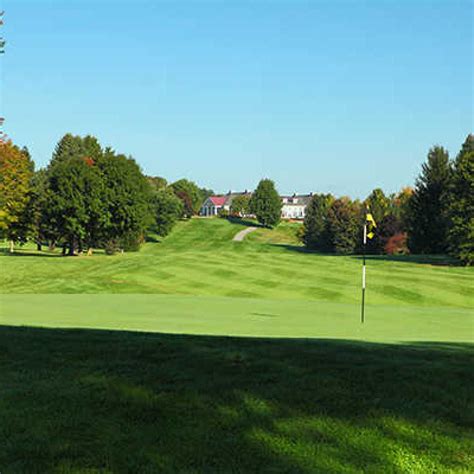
2, 0, 472, 197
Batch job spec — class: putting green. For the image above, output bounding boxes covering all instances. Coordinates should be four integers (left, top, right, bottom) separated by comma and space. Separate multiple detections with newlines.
1, 294, 473, 343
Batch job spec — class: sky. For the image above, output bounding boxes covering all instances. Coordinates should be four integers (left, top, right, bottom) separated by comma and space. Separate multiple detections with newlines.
1, 0, 472, 197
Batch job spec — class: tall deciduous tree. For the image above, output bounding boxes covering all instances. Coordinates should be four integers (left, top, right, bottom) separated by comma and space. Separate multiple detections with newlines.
250, 179, 281, 228
151, 188, 183, 237
364, 188, 391, 223
199, 187, 215, 203
302, 193, 334, 250
390, 187, 413, 230
46, 156, 104, 255
407, 146, 452, 254
171, 179, 203, 217
96, 150, 153, 252
0, 141, 33, 251
27, 168, 50, 250
230, 194, 251, 217
147, 176, 168, 192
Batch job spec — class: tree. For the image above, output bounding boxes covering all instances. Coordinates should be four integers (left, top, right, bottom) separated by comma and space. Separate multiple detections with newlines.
27, 168, 50, 250
151, 188, 183, 237
384, 233, 408, 255
50, 133, 86, 168
46, 156, 104, 255
447, 148, 474, 265
230, 194, 251, 217
377, 214, 404, 253
326, 197, 360, 254
457, 133, 474, 159
199, 187, 215, 203
390, 187, 413, 230
170, 179, 203, 217
250, 179, 281, 228
82, 135, 103, 161
407, 146, 452, 254
364, 188, 391, 224
96, 150, 153, 252
0, 141, 33, 251
302, 193, 334, 250
147, 176, 168, 192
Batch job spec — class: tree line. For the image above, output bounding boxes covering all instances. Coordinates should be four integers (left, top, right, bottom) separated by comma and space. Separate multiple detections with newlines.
0, 134, 213, 255
1, 133, 472, 264
302, 135, 473, 265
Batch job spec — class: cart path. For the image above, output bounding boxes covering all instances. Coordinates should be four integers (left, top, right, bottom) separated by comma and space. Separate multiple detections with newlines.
233, 226, 258, 242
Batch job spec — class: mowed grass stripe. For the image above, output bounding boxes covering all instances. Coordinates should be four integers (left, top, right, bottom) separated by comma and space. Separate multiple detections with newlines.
2, 294, 473, 342
1, 218, 473, 310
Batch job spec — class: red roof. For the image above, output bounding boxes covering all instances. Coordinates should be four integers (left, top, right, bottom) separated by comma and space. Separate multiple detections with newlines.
209, 196, 227, 206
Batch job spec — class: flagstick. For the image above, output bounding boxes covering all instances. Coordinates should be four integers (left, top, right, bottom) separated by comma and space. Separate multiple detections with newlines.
361, 224, 367, 324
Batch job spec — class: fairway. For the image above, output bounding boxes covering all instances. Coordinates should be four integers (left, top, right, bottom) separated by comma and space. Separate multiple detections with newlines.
1, 218, 473, 341
1, 218, 473, 472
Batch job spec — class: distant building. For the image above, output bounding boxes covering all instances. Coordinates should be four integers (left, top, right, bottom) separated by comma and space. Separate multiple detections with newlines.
200, 191, 313, 220
200, 191, 252, 217
281, 194, 313, 220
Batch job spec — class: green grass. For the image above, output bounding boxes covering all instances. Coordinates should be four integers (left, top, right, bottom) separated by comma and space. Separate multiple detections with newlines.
1, 327, 473, 473
1, 218, 473, 309
1, 217, 473, 472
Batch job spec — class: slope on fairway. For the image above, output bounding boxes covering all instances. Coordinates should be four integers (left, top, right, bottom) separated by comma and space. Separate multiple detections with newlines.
1, 218, 473, 306
1, 218, 473, 342
0, 219, 474, 341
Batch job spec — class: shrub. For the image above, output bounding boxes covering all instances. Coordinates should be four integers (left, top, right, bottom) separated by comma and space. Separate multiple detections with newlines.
384, 233, 408, 255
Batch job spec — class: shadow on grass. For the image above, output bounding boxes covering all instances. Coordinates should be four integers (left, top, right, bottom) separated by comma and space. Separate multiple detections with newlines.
226, 216, 262, 228
272, 244, 462, 266
270, 243, 315, 253
1, 326, 472, 473
0, 247, 63, 258
145, 234, 162, 243
351, 254, 460, 266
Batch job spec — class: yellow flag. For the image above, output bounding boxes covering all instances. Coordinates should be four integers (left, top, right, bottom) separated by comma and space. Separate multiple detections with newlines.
366, 212, 377, 239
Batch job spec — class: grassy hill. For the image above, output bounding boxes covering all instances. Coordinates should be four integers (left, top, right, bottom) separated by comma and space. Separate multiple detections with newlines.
2, 218, 472, 307
1, 218, 473, 472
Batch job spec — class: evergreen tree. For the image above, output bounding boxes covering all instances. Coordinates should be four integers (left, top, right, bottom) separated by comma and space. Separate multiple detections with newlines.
250, 179, 282, 228
447, 149, 474, 265
457, 134, 474, 159
82, 135, 103, 161
50, 134, 86, 167
302, 193, 334, 250
326, 198, 360, 254
407, 146, 452, 254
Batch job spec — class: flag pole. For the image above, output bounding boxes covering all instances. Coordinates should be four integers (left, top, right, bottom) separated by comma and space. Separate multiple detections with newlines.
361, 223, 367, 324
